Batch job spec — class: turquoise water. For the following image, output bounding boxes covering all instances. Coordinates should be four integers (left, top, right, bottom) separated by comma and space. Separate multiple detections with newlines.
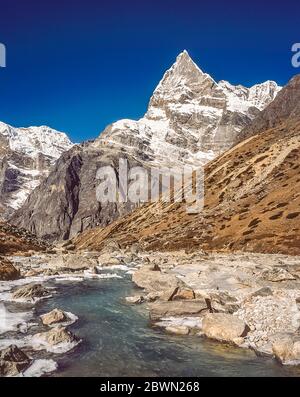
36, 275, 300, 377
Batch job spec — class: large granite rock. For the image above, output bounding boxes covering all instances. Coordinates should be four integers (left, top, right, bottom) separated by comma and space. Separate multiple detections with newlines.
132, 267, 178, 293
202, 313, 249, 344
149, 300, 208, 321
40, 309, 68, 326
33, 326, 79, 347
272, 333, 300, 364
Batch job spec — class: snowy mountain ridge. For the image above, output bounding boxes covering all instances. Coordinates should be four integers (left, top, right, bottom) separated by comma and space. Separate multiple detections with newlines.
0, 122, 73, 159
0, 122, 73, 216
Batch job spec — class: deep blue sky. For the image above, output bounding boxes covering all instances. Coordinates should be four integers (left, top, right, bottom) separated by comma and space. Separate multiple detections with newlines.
0, 0, 299, 142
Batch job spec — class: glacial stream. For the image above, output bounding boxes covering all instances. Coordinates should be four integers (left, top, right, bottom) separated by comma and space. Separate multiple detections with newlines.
33, 272, 300, 377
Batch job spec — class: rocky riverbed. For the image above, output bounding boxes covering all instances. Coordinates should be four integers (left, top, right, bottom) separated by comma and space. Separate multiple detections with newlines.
1, 245, 300, 376
126, 250, 300, 366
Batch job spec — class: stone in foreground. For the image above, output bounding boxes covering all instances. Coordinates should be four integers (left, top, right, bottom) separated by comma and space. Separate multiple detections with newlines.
202, 313, 249, 344
272, 333, 300, 365
0, 345, 31, 376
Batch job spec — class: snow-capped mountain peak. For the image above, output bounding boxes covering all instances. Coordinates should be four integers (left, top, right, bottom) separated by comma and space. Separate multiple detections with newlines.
248, 80, 281, 110
148, 50, 216, 111
0, 122, 73, 159
100, 51, 281, 167
0, 121, 73, 215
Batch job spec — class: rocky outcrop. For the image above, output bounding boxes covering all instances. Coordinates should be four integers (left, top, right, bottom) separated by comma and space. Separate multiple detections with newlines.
46, 252, 97, 271
33, 326, 79, 348
12, 283, 50, 300
0, 345, 31, 376
165, 325, 190, 335
202, 313, 249, 344
40, 309, 68, 326
0, 257, 20, 281
10, 145, 138, 241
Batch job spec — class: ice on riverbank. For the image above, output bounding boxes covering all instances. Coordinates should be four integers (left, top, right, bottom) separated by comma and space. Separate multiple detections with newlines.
155, 316, 203, 331
21, 359, 58, 377
0, 303, 33, 335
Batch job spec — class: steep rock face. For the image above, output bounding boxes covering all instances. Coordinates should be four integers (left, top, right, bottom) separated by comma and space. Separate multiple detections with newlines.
74, 74, 300, 255
11, 145, 139, 241
0, 122, 73, 218
11, 51, 281, 241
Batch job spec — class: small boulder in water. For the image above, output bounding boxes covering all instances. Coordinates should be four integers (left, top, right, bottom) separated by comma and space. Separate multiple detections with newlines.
12, 283, 50, 300
40, 308, 68, 326
0, 345, 31, 376
125, 296, 144, 304
34, 326, 79, 347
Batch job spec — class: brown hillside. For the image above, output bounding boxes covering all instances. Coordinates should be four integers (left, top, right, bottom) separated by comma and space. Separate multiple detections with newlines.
0, 222, 48, 255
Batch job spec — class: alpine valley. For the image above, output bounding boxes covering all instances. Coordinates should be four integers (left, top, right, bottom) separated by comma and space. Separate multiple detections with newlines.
8, 51, 281, 240
2, 51, 300, 378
